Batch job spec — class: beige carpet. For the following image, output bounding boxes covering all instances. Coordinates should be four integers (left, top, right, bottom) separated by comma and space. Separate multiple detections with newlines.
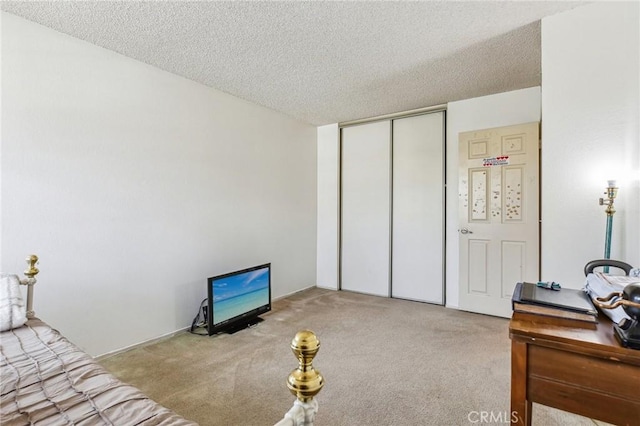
100, 288, 606, 425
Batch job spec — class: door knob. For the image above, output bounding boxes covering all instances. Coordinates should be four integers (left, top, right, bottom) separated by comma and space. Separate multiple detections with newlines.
460, 228, 473, 234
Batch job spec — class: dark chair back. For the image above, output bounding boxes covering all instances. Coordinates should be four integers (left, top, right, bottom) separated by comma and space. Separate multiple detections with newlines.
584, 259, 632, 276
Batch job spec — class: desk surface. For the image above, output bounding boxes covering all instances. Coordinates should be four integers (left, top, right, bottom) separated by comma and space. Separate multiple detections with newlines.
509, 312, 640, 426
510, 312, 640, 364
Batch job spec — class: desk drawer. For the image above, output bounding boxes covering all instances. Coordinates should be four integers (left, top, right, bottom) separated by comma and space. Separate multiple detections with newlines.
528, 377, 640, 426
528, 345, 638, 400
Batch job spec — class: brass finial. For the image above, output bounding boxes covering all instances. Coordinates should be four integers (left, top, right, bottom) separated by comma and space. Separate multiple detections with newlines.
286, 330, 324, 403
24, 254, 39, 278
599, 181, 618, 217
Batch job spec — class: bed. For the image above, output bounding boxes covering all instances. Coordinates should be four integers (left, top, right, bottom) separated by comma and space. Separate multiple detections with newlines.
1, 255, 197, 425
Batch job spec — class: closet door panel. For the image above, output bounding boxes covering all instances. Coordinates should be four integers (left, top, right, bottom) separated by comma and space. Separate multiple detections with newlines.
392, 112, 444, 303
341, 121, 391, 297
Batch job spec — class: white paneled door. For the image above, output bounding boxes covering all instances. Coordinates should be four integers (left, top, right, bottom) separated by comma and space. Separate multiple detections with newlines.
392, 113, 444, 303
340, 112, 445, 303
341, 121, 391, 297
458, 122, 540, 318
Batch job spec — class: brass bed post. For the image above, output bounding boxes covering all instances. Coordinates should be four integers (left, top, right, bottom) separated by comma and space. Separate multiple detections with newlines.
20, 254, 39, 318
275, 330, 324, 426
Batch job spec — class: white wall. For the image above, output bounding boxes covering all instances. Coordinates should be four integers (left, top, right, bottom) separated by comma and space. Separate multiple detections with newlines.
446, 87, 541, 308
541, 2, 639, 286
316, 124, 339, 290
0, 13, 317, 356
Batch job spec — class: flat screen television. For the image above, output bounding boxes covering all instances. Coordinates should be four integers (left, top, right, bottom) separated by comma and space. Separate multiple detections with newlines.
207, 263, 271, 335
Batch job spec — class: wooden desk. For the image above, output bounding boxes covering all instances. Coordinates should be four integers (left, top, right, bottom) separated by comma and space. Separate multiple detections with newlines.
509, 312, 640, 426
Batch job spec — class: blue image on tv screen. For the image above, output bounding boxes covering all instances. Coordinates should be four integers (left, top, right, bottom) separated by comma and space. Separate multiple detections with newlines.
212, 266, 270, 325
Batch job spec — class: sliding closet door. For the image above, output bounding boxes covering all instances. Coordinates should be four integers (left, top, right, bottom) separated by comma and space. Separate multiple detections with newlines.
392, 112, 444, 303
341, 121, 391, 297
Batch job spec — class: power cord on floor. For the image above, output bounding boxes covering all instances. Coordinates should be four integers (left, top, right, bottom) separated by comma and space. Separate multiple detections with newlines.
189, 298, 208, 336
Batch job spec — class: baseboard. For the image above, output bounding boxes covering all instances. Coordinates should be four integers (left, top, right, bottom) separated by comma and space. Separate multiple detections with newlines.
273, 284, 319, 301
315, 284, 339, 291
95, 326, 189, 361
96, 285, 322, 360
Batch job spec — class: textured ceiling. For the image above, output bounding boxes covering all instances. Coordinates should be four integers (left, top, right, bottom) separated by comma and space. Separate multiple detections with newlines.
1, 1, 588, 125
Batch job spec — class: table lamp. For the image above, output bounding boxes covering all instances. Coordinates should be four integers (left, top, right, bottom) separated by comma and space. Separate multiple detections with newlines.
598, 180, 618, 273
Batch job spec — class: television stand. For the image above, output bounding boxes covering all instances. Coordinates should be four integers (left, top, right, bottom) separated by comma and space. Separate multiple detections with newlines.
225, 317, 264, 334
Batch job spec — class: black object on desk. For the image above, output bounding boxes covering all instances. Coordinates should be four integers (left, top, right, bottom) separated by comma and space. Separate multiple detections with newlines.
595, 283, 640, 350
511, 282, 598, 326
520, 282, 597, 315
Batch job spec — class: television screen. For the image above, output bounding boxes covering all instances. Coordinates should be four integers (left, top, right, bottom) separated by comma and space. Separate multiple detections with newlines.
207, 263, 271, 335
